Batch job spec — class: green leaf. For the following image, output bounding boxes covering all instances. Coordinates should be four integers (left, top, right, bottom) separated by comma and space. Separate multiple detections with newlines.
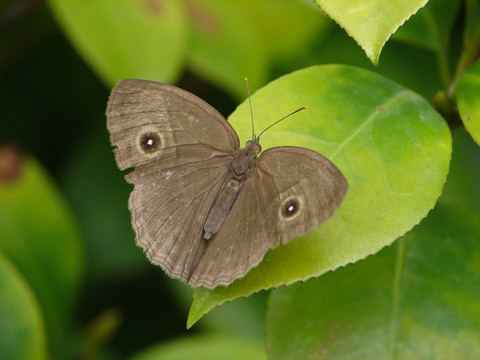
185, 0, 268, 98
313, 0, 429, 64
47, 0, 187, 86
394, 0, 462, 51
129, 333, 266, 360
0, 153, 83, 356
266, 203, 480, 359
456, 59, 480, 146
187, 65, 451, 327
0, 254, 47, 360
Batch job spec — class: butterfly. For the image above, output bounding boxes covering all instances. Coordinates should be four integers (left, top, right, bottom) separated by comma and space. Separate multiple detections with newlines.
106, 79, 348, 288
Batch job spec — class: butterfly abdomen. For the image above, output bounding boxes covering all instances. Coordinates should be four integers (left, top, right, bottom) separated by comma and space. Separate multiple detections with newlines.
204, 178, 242, 239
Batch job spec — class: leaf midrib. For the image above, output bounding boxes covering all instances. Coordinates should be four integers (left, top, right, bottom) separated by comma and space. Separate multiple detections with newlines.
330, 90, 414, 160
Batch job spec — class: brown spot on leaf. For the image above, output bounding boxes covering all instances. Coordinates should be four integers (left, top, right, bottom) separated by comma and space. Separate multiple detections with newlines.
467, 115, 472, 121
186, 3, 219, 35
143, 0, 164, 16
0, 145, 22, 183
376, 105, 384, 111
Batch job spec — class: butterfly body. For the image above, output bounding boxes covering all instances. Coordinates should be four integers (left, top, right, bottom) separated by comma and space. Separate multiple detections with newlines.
107, 79, 347, 288
204, 139, 261, 239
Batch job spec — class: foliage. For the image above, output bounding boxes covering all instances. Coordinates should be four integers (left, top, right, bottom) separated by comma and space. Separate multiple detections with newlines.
1, 0, 479, 358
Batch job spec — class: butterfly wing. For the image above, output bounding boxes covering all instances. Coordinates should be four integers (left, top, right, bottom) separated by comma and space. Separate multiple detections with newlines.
107, 79, 239, 281
189, 146, 348, 288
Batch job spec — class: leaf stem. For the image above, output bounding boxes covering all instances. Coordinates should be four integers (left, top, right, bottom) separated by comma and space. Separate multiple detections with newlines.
447, 0, 480, 96
387, 236, 407, 359
435, 27, 451, 90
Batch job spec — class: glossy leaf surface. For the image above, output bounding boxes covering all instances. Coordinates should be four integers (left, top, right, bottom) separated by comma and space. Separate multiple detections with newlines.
188, 65, 451, 327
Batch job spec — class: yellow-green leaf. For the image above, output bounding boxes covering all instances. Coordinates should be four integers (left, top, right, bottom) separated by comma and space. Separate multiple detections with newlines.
314, 0, 429, 64
187, 65, 451, 327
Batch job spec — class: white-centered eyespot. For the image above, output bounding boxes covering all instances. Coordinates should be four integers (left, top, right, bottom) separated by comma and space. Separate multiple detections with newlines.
139, 132, 161, 153
279, 195, 304, 221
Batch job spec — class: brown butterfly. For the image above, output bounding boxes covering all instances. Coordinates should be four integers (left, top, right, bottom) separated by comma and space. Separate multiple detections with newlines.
106, 79, 348, 289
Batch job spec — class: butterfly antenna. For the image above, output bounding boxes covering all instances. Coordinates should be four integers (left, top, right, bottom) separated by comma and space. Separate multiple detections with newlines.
245, 78, 255, 139
257, 106, 309, 139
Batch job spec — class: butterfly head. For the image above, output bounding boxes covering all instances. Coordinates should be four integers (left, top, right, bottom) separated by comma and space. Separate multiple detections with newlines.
245, 137, 262, 155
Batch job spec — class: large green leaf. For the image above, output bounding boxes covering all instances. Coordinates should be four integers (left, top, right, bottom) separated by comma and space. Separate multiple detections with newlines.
0, 254, 46, 360
47, 0, 187, 86
187, 65, 451, 327
130, 333, 266, 360
314, 0, 429, 64
0, 152, 83, 356
456, 59, 480, 146
266, 203, 480, 359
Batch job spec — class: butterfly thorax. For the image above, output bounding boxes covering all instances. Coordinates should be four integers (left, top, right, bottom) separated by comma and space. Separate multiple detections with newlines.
231, 139, 262, 178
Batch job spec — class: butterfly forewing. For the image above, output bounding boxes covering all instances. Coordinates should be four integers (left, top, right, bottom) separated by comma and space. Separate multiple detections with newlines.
106, 79, 239, 281
107, 79, 239, 170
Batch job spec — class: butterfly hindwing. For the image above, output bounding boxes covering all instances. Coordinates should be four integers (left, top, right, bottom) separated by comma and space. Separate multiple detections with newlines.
189, 146, 348, 288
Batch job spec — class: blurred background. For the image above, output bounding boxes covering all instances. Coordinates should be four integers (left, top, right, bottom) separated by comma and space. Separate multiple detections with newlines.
0, 0, 475, 359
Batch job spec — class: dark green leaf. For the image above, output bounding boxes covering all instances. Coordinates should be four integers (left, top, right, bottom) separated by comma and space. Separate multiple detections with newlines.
394, 0, 462, 51
266, 203, 480, 359
440, 127, 480, 214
